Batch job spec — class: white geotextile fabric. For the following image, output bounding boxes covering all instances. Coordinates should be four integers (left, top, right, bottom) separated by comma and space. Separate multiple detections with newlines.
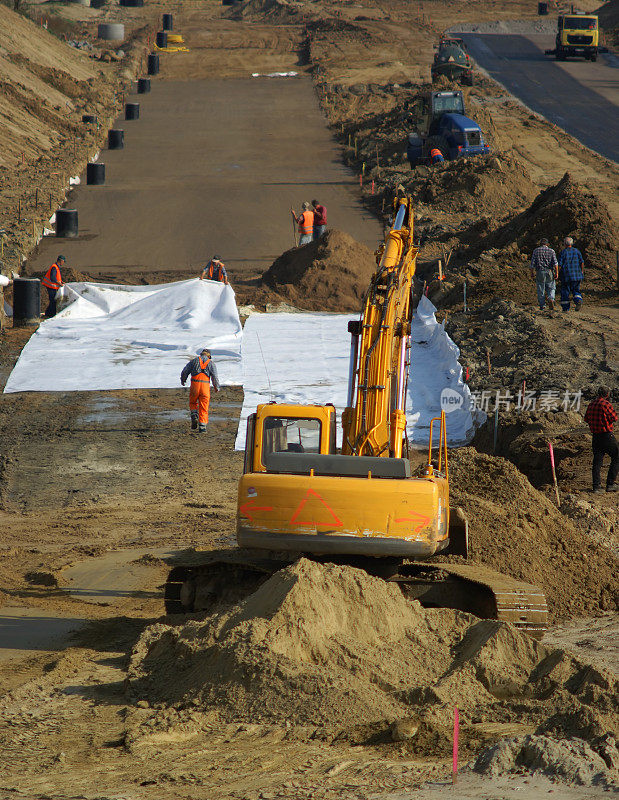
234, 298, 484, 450
4, 279, 242, 393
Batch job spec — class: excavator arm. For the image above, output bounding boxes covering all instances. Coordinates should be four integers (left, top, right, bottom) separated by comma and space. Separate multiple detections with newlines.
342, 198, 417, 458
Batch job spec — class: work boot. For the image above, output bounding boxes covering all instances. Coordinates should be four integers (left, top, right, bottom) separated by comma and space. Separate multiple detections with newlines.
198, 423, 207, 434
574, 300, 582, 311
547, 297, 555, 311
593, 487, 604, 494
607, 484, 618, 493
190, 412, 198, 430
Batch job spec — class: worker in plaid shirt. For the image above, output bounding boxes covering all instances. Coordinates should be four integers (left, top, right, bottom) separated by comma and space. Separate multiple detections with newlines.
530, 237, 558, 311
584, 386, 618, 493
558, 237, 584, 312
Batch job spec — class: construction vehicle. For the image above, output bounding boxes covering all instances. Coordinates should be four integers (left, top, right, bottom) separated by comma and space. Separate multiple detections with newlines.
431, 37, 474, 85
545, 12, 599, 61
165, 198, 548, 638
406, 90, 490, 167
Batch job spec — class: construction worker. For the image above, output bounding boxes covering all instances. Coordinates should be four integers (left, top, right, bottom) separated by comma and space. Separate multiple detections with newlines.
0, 273, 10, 331
41, 255, 65, 317
430, 148, 444, 165
584, 387, 618, 494
530, 238, 558, 312
291, 202, 314, 246
311, 199, 327, 240
181, 348, 220, 433
200, 256, 228, 285
558, 237, 584, 312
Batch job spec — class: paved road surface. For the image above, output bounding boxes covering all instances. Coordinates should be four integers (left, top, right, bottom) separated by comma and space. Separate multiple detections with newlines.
28, 77, 382, 281
461, 33, 619, 163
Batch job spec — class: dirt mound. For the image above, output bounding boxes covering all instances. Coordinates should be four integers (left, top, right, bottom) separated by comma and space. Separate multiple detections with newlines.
473, 409, 587, 488
128, 559, 619, 747
474, 734, 619, 786
261, 228, 376, 311
229, 0, 319, 24
448, 448, 619, 620
409, 154, 537, 217
471, 172, 618, 279
597, 0, 619, 46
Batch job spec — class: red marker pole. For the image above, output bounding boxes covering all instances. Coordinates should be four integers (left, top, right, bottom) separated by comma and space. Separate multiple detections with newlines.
359, 174, 363, 188
453, 707, 459, 784
371, 180, 375, 195
465, 366, 469, 382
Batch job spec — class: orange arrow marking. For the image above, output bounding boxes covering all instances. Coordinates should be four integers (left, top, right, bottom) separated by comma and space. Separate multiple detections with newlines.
239, 499, 273, 522
291, 489, 343, 528
394, 513, 432, 533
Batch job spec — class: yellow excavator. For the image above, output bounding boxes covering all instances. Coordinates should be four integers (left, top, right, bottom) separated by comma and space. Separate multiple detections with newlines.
165, 198, 548, 637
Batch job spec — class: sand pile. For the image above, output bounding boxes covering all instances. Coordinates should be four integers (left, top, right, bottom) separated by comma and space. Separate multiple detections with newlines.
410, 154, 537, 217
472, 172, 618, 278
128, 560, 619, 745
448, 448, 619, 619
474, 734, 619, 786
261, 229, 376, 312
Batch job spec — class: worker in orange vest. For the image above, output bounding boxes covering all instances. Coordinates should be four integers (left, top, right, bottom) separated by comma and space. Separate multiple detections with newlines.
430, 148, 445, 165
291, 201, 314, 246
200, 255, 228, 284
180, 348, 220, 432
41, 255, 65, 317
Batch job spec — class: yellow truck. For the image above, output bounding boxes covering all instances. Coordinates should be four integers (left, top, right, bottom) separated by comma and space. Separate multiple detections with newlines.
552, 13, 599, 61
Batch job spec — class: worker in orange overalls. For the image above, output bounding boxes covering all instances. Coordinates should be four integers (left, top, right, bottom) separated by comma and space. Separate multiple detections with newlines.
430, 148, 445, 165
180, 348, 220, 433
291, 201, 314, 246
200, 255, 228, 284
41, 255, 65, 317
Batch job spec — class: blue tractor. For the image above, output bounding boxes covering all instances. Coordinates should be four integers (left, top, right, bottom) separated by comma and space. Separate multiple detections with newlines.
406, 90, 490, 167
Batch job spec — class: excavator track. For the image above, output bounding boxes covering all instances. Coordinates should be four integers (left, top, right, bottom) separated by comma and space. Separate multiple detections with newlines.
164, 551, 548, 639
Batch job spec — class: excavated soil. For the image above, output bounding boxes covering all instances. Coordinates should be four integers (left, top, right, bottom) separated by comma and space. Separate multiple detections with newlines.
470, 172, 619, 279
448, 449, 619, 620
261, 228, 377, 311
129, 560, 619, 749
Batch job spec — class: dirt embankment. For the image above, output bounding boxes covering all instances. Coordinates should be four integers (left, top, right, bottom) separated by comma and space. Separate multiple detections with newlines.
128, 559, 619, 772
0, 4, 151, 278
448, 448, 618, 620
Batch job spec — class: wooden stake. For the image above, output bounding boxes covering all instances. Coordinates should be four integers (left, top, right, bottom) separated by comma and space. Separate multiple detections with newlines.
375, 144, 380, 168
549, 441, 561, 507
35, 188, 39, 208
486, 349, 491, 375
18, 199, 21, 222
453, 707, 459, 785
438, 259, 443, 281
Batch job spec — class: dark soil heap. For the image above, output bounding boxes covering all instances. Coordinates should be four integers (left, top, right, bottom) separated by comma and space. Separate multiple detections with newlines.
261, 228, 376, 312
472, 172, 618, 278
128, 560, 618, 749
448, 448, 618, 619
408, 154, 537, 217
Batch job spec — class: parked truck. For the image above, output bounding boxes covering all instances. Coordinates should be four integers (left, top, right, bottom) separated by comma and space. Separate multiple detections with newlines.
431, 36, 474, 85
545, 12, 599, 61
406, 90, 490, 167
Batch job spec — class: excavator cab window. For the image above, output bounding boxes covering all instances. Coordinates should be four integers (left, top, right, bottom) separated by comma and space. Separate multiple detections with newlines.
262, 417, 322, 458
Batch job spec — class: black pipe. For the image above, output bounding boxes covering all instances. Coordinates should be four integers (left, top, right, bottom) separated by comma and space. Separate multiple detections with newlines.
56, 209, 78, 238
13, 278, 41, 326
86, 163, 105, 185
156, 30, 167, 49
147, 53, 160, 75
137, 77, 151, 93
162, 13, 173, 30
125, 102, 140, 120
108, 129, 124, 149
